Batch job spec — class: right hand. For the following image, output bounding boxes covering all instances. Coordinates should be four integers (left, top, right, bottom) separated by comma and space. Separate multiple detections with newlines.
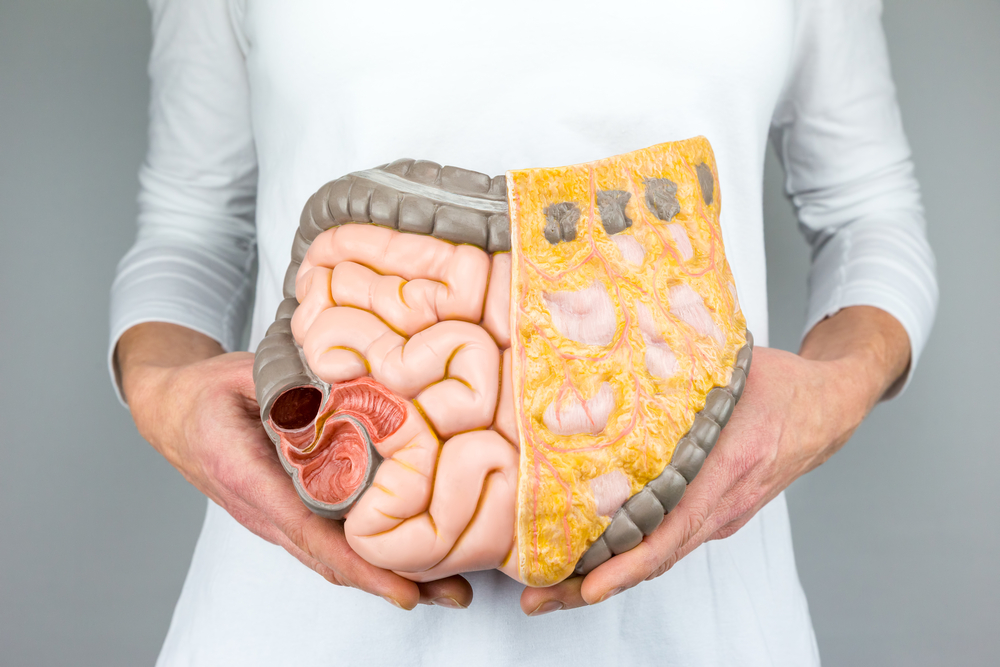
117, 322, 473, 610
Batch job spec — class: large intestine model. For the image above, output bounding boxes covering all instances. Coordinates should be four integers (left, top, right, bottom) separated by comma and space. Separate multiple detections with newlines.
253, 137, 752, 588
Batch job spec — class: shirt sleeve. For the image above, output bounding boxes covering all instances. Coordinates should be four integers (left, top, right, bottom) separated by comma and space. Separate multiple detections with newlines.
108, 0, 257, 405
770, 0, 938, 399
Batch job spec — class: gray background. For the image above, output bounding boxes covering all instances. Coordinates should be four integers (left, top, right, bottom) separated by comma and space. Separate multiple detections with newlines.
0, 0, 996, 664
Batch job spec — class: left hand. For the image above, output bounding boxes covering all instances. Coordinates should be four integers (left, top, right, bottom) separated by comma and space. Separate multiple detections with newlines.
521, 306, 910, 616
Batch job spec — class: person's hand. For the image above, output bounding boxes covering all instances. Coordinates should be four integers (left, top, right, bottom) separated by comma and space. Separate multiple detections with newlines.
520, 306, 910, 615
118, 322, 473, 611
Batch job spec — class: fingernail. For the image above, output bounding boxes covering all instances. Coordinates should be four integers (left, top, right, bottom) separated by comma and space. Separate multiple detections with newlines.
432, 596, 466, 609
598, 587, 624, 603
382, 596, 405, 609
529, 600, 564, 616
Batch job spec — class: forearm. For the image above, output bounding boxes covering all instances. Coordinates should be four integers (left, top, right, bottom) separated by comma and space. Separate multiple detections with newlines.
118, 322, 225, 382
800, 305, 911, 417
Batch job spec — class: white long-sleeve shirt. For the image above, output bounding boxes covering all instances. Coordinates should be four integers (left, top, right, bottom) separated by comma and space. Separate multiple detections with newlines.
109, 1, 937, 664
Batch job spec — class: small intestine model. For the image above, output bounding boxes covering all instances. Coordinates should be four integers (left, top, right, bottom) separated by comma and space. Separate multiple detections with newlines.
254, 138, 753, 588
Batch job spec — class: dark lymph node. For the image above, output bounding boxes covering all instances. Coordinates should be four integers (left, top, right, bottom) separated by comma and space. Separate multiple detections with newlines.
543, 201, 581, 244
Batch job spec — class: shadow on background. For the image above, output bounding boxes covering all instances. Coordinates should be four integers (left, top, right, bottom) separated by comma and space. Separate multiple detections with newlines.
0, 1, 996, 664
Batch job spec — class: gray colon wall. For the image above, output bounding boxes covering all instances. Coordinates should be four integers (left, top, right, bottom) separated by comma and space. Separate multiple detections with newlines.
0, 1, 995, 664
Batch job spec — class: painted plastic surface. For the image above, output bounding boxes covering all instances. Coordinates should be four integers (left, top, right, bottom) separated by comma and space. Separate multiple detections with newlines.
253, 138, 750, 586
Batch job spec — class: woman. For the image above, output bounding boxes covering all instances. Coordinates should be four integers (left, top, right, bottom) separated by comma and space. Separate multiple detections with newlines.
110, 0, 937, 664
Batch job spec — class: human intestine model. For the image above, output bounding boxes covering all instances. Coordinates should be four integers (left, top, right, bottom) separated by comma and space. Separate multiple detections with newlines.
253, 138, 752, 587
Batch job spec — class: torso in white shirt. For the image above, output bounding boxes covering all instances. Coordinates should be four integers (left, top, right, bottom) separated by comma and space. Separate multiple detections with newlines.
159, 1, 820, 664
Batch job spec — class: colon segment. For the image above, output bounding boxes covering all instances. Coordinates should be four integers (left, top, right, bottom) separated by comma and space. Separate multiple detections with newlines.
277, 224, 522, 582
264, 137, 746, 587
508, 136, 745, 586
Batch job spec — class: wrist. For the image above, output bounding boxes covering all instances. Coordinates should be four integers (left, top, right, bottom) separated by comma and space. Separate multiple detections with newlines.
122, 361, 188, 463
116, 322, 225, 464
117, 323, 224, 400
814, 355, 885, 437
800, 306, 911, 410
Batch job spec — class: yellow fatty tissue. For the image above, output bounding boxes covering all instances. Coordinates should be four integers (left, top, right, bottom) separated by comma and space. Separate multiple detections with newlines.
507, 137, 747, 587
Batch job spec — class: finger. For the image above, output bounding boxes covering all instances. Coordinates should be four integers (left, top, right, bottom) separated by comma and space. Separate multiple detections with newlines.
219, 352, 258, 401
416, 575, 474, 609
271, 530, 352, 586
580, 413, 778, 601
638, 468, 778, 579
705, 482, 785, 543
576, 513, 699, 604
520, 576, 585, 616
706, 515, 751, 542
579, 454, 736, 604
293, 512, 423, 609
226, 443, 424, 609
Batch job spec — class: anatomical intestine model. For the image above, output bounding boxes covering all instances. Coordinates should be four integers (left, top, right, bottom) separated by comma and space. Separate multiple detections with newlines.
253, 137, 752, 588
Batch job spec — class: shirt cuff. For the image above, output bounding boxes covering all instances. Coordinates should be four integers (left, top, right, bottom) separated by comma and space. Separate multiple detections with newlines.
803, 216, 938, 400
108, 239, 256, 407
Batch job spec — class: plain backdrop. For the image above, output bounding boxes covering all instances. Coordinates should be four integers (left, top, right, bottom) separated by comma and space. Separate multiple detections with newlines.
1, 1, 997, 665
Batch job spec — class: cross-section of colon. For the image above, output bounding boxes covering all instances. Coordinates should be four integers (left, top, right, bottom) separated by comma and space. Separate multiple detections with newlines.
260, 137, 747, 587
